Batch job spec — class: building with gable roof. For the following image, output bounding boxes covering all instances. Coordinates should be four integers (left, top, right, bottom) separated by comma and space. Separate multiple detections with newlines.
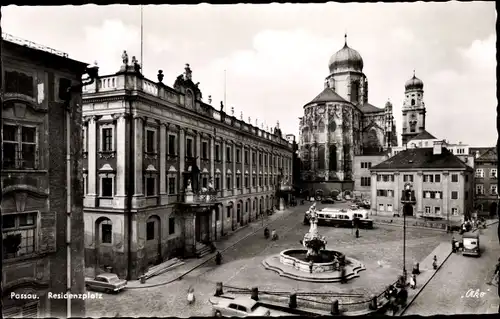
369, 141, 474, 221
471, 147, 498, 217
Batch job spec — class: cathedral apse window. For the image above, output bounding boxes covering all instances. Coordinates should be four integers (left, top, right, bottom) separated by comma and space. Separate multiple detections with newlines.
317, 146, 325, 169
329, 145, 337, 171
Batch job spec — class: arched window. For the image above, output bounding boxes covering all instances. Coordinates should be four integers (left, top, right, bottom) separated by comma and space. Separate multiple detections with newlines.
318, 145, 325, 169
329, 145, 337, 171
318, 120, 325, 133
99, 218, 112, 244
411, 99, 415, 106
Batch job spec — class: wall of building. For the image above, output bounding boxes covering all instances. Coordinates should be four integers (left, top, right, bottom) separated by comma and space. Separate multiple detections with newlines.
474, 161, 498, 216
353, 155, 387, 198
370, 169, 471, 222
2, 42, 86, 317
81, 67, 292, 279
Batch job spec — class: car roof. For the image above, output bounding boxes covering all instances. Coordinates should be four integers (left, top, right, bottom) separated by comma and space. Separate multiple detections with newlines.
97, 273, 118, 279
228, 297, 258, 308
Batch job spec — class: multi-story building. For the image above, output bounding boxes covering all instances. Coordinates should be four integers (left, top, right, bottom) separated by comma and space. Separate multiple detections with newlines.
2, 34, 94, 317
470, 147, 498, 217
353, 151, 389, 199
370, 141, 474, 222
81, 57, 294, 279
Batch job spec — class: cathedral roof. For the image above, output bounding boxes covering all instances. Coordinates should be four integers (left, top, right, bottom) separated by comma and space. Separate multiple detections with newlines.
359, 102, 384, 114
371, 148, 471, 171
409, 130, 437, 141
405, 73, 424, 91
304, 87, 348, 107
328, 35, 364, 73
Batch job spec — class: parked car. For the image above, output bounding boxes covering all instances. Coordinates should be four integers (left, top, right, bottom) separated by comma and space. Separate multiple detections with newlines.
210, 296, 271, 317
321, 197, 335, 204
85, 273, 127, 293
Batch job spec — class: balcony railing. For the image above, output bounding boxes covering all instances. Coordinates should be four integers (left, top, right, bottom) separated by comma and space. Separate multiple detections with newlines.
189, 189, 219, 203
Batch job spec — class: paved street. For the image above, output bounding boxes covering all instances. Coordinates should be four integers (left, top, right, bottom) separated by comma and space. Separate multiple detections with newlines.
86, 203, 451, 317
404, 222, 500, 315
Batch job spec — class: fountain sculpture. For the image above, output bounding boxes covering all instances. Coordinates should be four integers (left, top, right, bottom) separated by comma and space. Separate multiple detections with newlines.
262, 203, 366, 282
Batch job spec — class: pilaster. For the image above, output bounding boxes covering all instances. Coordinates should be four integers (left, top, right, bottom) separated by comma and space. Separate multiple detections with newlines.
132, 115, 144, 208
84, 115, 97, 207
222, 139, 228, 197
113, 113, 127, 209
233, 142, 237, 195
179, 127, 186, 191
416, 171, 423, 215
393, 171, 400, 213
210, 135, 215, 179
195, 131, 201, 168
249, 146, 254, 192
443, 171, 450, 219
159, 123, 168, 205
370, 172, 377, 215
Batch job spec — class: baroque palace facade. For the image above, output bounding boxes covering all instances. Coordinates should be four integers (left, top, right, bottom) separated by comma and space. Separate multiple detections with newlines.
298, 35, 398, 196
81, 56, 293, 279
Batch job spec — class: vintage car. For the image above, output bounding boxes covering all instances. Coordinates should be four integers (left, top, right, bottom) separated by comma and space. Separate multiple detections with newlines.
320, 197, 335, 204
462, 232, 481, 257
210, 296, 271, 317
85, 273, 128, 293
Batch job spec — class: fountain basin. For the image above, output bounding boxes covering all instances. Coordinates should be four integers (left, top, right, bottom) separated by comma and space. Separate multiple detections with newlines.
263, 249, 366, 282
280, 249, 347, 273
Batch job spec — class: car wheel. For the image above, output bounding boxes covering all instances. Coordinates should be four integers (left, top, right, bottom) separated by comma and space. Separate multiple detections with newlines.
214, 310, 222, 317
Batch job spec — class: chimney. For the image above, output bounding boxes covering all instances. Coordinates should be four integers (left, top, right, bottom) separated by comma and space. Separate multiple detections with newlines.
433, 140, 443, 155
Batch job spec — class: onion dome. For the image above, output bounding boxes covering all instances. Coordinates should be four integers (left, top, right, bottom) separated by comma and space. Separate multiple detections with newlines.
328, 34, 364, 73
405, 71, 424, 91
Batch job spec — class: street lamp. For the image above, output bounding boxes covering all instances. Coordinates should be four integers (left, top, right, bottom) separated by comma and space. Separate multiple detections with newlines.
401, 183, 416, 280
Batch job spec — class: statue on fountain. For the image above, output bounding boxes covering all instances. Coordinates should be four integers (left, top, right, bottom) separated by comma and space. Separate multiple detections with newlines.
302, 204, 327, 262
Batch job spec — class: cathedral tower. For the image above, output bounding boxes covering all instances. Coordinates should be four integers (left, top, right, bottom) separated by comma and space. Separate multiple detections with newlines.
401, 71, 426, 145
324, 34, 368, 106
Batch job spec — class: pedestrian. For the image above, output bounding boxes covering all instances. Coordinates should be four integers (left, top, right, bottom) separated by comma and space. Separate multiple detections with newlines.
451, 237, 456, 253
409, 274, 416, 289
309, 260, 314, 274
355, 228, 359, 238
412, 262, 420, 275
187, 286, 195, 305
432, 255, 438, 270
487, 257, 500, 285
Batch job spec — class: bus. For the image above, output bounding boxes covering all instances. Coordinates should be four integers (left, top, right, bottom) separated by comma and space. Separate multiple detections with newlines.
314, 208, 374, 229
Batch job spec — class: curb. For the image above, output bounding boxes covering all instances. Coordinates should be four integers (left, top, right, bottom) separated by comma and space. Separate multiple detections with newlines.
375, 222, 449, 232
127, 210, 291, 289
398, 249, 453, 316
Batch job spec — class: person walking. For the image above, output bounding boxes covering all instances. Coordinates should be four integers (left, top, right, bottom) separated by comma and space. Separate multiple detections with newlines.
309, 260, 314, 274
432, 255, 438, 270
355, 228, 359, 238
340, 265, 347, 284
409, 274, 417, 289
451, 237, 457, 253
187, 287, 195, 305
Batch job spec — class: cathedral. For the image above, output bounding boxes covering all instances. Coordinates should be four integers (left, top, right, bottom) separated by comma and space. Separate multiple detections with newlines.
298, 35, 400, 194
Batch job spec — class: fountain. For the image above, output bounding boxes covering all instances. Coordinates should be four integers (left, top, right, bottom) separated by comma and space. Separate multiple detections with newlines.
262, 204, 366, 282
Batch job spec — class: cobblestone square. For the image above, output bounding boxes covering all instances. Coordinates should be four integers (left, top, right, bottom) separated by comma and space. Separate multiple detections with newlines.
86, 205, 450, 317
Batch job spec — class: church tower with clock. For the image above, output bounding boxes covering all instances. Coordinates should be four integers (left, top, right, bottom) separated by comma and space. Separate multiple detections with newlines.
401, 71, 426, 146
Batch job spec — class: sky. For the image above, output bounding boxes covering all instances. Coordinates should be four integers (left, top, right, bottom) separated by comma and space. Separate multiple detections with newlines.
2, 2, 497, 147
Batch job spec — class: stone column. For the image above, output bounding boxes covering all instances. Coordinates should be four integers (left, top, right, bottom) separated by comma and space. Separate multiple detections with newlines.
179, 127, 186, 191
394, 172, 400, 213
256, 150, 260, 192
210, 135, 215, 179
195, 131, 201, 168
371, 172, 377, 215
416, 171, 423, 215
443, 171, 450, 219
114, 113, 127, 209
222, 139, 227, 196
233, 143, 237, 195
249, 146, 253, 192
159, 124, 168, 205
84, 116, 97, 207
132, 116, 144, 208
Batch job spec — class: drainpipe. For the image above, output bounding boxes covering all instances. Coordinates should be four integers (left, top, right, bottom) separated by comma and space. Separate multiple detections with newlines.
65, 65, 98, 318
